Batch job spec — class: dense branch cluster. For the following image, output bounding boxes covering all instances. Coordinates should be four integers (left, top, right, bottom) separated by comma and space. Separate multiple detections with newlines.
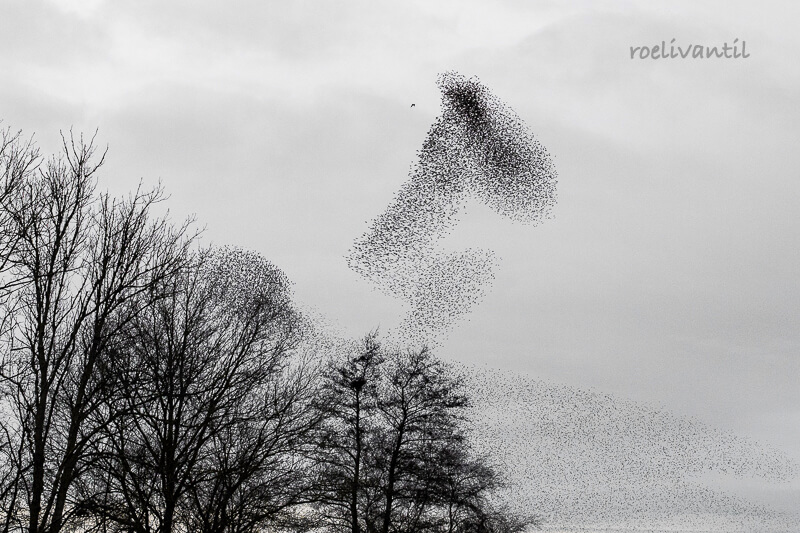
0, 127, 532, 533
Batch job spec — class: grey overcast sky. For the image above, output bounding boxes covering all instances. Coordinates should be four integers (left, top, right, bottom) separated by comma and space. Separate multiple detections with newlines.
2, 0, 799, 526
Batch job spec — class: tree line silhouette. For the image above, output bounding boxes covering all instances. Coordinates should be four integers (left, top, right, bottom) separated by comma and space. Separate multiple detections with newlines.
0, 128, 537, 533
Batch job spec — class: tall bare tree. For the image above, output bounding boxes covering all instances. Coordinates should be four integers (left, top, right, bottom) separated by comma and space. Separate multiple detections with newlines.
77, 248, 318, 533
0, 126, 41, 533
313, 333, 383, 533
0, 132, 194, 533
182, 352, 321, 533
313, 337, 535, 533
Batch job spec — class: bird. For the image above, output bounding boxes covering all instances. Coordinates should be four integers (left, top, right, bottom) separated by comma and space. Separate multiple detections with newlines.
411, 104, 415, 107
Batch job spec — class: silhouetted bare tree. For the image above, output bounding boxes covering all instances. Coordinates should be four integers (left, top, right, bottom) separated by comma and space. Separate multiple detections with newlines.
0, 131, 194, 533
313, 333, 384, 533
180, 251, 323, 533
182, 353, 321, 533
0, 126, 41, 533
76, 248, 319, 533
312, 337, 535, 533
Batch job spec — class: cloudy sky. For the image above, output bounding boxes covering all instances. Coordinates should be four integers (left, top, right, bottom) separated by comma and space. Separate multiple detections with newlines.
2, 0, 798, 528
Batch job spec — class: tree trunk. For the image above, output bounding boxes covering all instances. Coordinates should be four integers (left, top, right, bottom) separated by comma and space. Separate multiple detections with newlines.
29, 361, 49, 533
350, 390, 362, 533
381, 418, 405, 533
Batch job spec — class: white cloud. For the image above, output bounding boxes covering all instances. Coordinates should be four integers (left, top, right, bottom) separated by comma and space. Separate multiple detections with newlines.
47, 0, 105, 18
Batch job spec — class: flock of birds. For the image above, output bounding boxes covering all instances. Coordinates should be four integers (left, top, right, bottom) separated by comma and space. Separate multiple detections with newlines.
338, 71, 798, 531
462, 365, 799, 532
346, 71, 557, 341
